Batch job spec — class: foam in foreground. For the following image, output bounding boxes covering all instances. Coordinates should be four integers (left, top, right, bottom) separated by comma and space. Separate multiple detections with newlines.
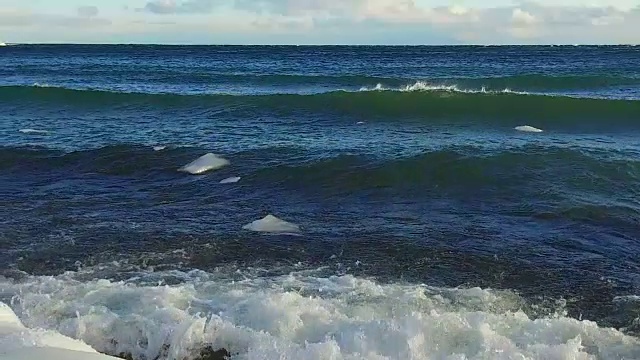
2, 269, 640, 360
515, 125, 544, 133
0, 302, 116, 359
179, 153, 230, 175
243, 214, 301, 234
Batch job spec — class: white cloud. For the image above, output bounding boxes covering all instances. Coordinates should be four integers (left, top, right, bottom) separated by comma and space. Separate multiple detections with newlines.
77, 6, 99, 18
2, 1, 640, 44
141, 0, 219, 14
511, 8, 537, 25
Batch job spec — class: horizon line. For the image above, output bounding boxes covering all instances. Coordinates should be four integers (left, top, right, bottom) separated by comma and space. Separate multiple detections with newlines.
3, 42, 640, 47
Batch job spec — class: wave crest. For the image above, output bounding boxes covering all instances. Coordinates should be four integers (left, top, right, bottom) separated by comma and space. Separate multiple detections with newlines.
359, 81, 527, 95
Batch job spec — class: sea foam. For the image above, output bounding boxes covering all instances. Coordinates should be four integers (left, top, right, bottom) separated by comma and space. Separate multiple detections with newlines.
243, 214, 301, 234
178, 153, 229, 175
1, 268, 639, 360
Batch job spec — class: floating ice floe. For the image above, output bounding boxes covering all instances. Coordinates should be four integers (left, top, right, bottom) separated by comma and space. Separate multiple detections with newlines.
220, 176, 241, 184
515, 125, 543, 133
178, 153, 229, 175
0, 302, 115, 359
243, 214, 301, 234
19, 128, 49, 135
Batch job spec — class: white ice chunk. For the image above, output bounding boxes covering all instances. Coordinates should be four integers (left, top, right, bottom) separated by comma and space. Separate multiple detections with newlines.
178, 153, 229, 175
2, 347, 118, 360
243, 214, 301, 234
515, 125, 543, 133
220, 176, 241, 184
0, 302, 110, 358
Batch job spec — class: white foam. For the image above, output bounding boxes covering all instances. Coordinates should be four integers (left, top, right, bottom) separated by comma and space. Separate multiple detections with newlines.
0, 302, 114, 358
153, 145, 167, 151
220, 176, 241, 184
515, 125, 544, 133
1, 269, 639, 360
18, 129, 49, 135
614, 295, 640, 302
178, 153, 229, 175
356, 121, 365, 125
243, 214, 301, 234
359, 81, 528, 95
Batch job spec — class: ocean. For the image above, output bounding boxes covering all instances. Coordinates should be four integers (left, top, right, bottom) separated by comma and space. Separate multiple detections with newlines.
1, 44, 639, 359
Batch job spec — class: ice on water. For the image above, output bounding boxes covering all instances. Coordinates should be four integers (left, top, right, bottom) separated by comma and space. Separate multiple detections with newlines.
178, 153, 230, 175
0, 302, 116, 359
220, 176, 241, 184
515, 125, 544, 133
243, 214, 301, 234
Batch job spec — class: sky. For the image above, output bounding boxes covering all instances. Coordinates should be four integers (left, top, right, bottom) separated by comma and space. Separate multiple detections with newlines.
1, 0, 639, 44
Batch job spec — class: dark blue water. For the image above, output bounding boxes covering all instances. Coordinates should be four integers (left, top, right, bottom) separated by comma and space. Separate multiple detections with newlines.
1, 45, 640, 359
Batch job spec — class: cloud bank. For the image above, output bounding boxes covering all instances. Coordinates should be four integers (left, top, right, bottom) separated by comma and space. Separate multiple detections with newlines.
1, 0, 639, 44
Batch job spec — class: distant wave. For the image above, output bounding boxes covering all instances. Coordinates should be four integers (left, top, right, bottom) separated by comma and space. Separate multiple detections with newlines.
6, 71, 640, 91
358, 81, 528, 95
1, 84, 639, 122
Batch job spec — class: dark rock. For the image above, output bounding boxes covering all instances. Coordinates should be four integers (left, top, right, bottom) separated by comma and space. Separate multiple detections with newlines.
109, 345, 230, 360
196, 346, 231, 360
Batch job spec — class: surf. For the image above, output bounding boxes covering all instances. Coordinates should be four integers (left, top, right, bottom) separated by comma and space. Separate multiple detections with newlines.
2, 266, 639, 360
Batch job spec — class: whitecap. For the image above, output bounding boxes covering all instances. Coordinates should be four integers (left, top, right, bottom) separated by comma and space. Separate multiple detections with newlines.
242, 214, 301, 234
220, 176, 241, 184
178, 153, 229, 175
358, 81, 528, 95
356, 121, 365, 125
19, 128, 49, 135
152, 145, 166, 151
515, 125, 544, 133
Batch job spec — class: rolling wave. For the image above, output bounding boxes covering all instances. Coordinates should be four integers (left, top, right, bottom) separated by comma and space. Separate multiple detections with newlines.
1, 84, 639, 121
3, 144, 638, 188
